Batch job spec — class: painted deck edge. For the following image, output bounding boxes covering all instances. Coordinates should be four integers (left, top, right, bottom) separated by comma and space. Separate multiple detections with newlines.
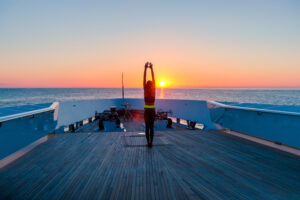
224, 129, 300, 157
0, 133, 55, 170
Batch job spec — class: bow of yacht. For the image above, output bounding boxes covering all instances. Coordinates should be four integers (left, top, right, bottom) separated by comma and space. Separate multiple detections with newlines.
0, 98, 299, 199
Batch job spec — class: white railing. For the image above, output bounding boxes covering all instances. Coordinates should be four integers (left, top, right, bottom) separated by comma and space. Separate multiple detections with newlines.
0, 102, 59, 123
210, 101, 300, 118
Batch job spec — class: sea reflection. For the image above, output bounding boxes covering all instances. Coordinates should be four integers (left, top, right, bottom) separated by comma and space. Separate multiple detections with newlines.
159, 88, 164, 99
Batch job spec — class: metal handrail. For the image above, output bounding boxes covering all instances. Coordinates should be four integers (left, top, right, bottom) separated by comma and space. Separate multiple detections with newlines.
208, 101, 300, 117
0, 102, 59, 123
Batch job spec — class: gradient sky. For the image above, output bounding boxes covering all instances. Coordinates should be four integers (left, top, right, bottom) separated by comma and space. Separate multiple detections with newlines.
0, 0, 299, 88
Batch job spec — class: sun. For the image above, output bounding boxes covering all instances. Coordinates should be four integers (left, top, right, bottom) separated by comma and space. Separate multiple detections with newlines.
159, 81, 166, 87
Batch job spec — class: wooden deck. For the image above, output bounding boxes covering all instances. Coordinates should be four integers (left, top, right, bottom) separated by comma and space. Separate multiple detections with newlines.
1, 128, 300, 199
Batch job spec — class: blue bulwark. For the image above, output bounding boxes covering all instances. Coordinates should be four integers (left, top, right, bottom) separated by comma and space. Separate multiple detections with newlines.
0, 103, 58, 160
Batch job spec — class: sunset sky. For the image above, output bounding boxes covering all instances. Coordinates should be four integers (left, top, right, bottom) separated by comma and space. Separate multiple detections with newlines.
0, 0, 299, 88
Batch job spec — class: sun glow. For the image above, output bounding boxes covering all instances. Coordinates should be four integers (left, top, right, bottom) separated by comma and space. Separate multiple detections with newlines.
159, 81, 166, 87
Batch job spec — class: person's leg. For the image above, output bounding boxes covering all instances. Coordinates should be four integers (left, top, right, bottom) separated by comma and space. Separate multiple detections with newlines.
144, 109, 150, 144
149, 109, 155, 144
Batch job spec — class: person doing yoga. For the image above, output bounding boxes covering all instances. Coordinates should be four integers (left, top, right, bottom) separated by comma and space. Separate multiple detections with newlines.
143, 62, 156, 148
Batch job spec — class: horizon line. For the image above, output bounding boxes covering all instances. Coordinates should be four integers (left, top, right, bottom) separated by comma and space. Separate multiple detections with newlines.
0, 87, 300, 89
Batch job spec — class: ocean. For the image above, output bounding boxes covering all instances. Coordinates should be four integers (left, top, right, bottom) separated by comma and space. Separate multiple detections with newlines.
0, 88, 300, 111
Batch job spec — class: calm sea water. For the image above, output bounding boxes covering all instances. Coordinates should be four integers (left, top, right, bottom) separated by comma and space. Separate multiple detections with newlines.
0, 88, 299, 109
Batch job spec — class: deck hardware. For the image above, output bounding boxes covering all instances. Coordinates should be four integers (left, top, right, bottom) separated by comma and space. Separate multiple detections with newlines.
99, 119, 104, 130
69, 124, 75, 132
191, 121, 196, 129
110, 106, 117, 113
121, 103, 132, 121
116, 117, 121, 128
187, 121, 196, 130
88, 117, 93, 123
166, 118, 172, 128
274, 141, 282, 145
95, 113, 100, 120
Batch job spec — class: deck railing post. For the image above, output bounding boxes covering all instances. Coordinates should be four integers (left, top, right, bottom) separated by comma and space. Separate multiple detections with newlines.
167, 118, 172, 128
99, 119, 104, 130
69, 124, 75, 132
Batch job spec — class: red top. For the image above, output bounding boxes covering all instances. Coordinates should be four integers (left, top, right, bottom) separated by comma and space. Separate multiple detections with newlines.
143, 62, 156, 106
144, 85, 155, 105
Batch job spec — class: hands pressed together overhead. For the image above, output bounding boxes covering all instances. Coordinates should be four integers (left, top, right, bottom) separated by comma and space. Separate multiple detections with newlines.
143, 61, 155, 86
145, 62, 153, 69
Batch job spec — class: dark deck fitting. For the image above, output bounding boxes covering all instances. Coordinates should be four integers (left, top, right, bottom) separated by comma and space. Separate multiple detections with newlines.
0, 129, 300, 199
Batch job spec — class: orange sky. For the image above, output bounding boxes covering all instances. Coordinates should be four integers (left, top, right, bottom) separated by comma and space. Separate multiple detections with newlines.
1, 41, 299, 88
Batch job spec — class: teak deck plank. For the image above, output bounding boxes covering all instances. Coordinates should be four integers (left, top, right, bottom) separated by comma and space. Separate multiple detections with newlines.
0, 128, 300, 199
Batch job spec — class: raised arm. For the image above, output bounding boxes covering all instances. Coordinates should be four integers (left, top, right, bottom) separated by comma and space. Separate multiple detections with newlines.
143, 62, 148, 88
150, 63, 155, 85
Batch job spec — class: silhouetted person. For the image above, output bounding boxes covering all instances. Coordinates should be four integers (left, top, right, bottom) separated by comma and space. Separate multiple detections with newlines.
143, 62, 156, 147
